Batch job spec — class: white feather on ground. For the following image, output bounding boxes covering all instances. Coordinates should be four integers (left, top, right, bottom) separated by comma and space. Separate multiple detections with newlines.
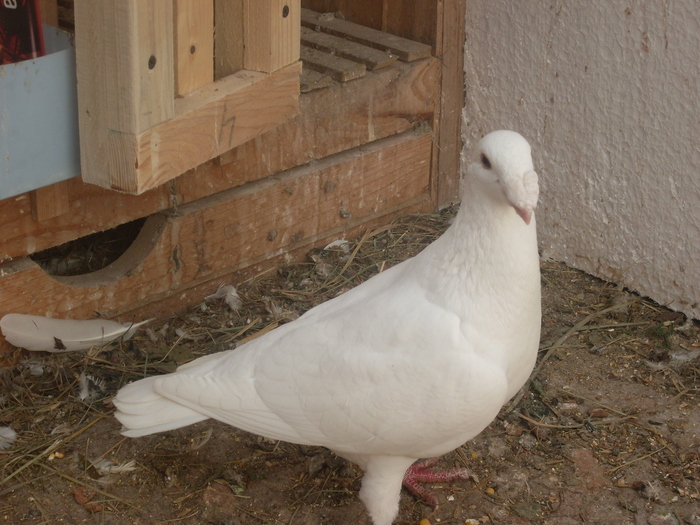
0, 427, 17, 450
114, 130, 542, 525
0, 314, 149, 352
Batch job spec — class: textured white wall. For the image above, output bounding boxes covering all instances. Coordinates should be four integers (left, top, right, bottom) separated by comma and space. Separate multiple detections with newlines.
462, 1, 700, 319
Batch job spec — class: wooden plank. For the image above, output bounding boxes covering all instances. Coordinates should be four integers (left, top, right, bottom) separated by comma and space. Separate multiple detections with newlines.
300, 45, 366, 82
382, 0, 439, 46
245, 0, 301, 73
211, 57, 438, 192
301, 8, 431, 61
300, 26, 397, 70
75, 0, 175, 189
175, 0, 214, 95
436, 0, 466, 206
0, 130, 433, 355
128, 61, 301, 194
30, 180, 73, 222
214, 0, 244, 79
0, 57, 437, 260
300, 67, 333, 92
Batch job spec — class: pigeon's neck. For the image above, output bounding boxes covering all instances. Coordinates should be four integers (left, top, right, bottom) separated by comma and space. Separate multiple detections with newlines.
421, 175, 540, 315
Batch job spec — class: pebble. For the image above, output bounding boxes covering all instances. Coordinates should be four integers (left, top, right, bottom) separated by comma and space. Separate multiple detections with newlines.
588, 407, 610, 418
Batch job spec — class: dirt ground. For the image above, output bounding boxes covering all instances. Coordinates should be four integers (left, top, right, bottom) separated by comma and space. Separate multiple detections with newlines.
1, 209, 699, 525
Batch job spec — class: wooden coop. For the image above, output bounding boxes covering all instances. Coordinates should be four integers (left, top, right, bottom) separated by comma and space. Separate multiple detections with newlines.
0, 0, 466, 356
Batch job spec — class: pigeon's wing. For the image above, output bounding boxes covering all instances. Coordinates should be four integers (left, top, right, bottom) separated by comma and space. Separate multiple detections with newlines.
154, 259, 510, 455
152, 340, 312, 444
252, 277, 511, 457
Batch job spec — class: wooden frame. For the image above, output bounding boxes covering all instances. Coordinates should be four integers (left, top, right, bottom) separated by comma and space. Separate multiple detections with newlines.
74, 0, 301, 195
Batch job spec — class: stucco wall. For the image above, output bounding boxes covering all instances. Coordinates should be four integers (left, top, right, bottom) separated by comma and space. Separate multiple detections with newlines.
462, 1, 700, 319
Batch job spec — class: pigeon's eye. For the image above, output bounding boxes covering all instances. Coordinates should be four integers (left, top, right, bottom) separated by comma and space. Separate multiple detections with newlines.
480, 153, 492, 169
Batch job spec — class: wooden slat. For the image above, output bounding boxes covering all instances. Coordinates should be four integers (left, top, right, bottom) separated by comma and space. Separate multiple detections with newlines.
175, 0, 214, 95
214, 0, 244, 80
245, 0, 301, 73
300, 26, 397, 70
301, 8, 431, 61
0, 57, 437, 260
300, 45, 366, 82
300, 67, 333, 92
0, 131, 433, 355
75, 0, 175, 189
30, 180, 72, 222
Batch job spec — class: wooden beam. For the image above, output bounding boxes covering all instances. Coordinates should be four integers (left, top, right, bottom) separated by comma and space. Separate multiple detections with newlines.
127, 61, 301, 194
436, 0, 466, 206
245, 0, 301, 73
75, 0, 175, 188
0, 130, 433, 355
1, 57, 437, 261
174, 0, 214, 95
74, 0, 175, 135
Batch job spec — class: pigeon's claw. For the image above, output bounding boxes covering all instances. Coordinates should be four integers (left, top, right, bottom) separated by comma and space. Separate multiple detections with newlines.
402, 458, 473, 507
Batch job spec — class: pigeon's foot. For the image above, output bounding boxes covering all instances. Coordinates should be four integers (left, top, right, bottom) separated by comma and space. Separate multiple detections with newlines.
402, 458, 473, 507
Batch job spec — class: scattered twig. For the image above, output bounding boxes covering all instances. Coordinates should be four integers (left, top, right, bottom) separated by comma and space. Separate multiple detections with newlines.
516, 412, 582, 429
608, 445, 669, 474
0, 416, 105, 486
38, 462, 136, 507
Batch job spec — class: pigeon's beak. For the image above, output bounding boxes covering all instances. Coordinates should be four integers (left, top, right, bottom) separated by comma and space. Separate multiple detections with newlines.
504, 169, 538, 225
514, 206, 533, 225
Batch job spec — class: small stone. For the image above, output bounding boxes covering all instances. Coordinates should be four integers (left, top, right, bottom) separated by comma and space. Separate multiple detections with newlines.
587, 407, 610, 418
518, 433, 538, 450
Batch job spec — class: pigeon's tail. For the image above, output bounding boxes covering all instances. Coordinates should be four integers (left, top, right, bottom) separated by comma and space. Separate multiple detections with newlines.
113, 376, 208, 438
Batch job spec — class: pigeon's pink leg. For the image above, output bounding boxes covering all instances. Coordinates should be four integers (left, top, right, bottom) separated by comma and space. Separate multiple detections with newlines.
402, 458, 473, 506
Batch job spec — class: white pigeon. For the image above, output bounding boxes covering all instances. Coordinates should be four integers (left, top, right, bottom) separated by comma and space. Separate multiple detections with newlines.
114, 130, 541, 525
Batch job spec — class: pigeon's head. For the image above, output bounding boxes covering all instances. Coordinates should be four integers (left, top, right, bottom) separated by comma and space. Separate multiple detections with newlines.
468, 130, 539, 225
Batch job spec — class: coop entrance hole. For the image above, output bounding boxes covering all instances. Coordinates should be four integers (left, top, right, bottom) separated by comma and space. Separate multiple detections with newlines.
29, 214, 169, 288
31, 218, 147, 276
